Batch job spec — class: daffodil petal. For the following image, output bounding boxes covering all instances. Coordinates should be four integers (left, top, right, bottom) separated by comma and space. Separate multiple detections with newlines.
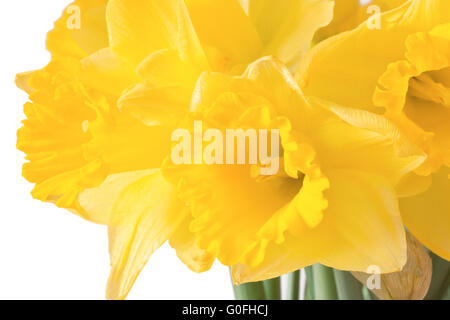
78, 170, 155, 225
186, 0, 262, 68
107, 0, 207, 70
309, 97, 427, 185
106, 170, 186, 300
80, 47, 140, 96
15, 71, 34, 94
396, 172, 432, 198
241, 57, 310, 124
373, 23, 450, 174
400, 167, 450, 260
118, 82, 193, 127
136, 49, 199, 88
107, 0, 179, 65
241, 0, 334, 70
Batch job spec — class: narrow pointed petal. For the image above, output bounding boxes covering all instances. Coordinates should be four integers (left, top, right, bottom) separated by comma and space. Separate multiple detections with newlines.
106, 171, 186, 300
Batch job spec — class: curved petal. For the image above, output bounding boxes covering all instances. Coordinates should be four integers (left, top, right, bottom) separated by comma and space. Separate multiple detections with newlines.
16, 60, 108, 217
118, 81, 193, 127
309, 97, 427, 186
186, 0, 262, 68
400, 167, 450, 261
240, 0, 334, 70
191, 57, 311, 128
373, 24, 450, 174
80, 47, 140, 96
106, 171, 187, 300
136, 49, 200, 88
107, 0, 207, 69
15, 71, 34, 94
233, 169, 407, 284
107, 0, 178, 65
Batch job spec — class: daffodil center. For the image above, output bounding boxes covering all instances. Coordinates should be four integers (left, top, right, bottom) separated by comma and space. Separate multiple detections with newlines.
409, 72, 450, 108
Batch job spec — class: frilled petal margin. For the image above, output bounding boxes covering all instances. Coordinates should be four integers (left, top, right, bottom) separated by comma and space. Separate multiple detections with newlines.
232, 170, 407, 284
374, 23, 450, 175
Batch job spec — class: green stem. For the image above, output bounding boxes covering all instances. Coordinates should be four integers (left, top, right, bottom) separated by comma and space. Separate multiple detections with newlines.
441, 284, 450, 300
232, 281, 266, 300
333, 270, 364, 300
304, 266, 315, 300
362, 286, 372, 300
362, 286, 379, 300
312, 264, 338, 300
287, 271, 300, 300
437, 273, 450, 300
263, 278, 281, 300
425, 252, 450, 300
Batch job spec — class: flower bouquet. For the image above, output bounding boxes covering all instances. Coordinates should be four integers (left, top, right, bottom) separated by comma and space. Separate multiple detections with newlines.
16, 0, 449, 300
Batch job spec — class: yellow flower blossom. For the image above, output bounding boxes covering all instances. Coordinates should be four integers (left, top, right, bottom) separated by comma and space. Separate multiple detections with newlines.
162, 57, 425, 284
17, 0, 335, 299
297, 0, 450, 260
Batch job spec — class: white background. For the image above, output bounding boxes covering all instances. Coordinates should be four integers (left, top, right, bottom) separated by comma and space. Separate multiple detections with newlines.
0, 0, 234, 300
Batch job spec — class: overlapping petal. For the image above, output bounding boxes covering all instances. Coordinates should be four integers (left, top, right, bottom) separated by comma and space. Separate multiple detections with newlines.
399, 167, 450, 260
239, 0, 334, 70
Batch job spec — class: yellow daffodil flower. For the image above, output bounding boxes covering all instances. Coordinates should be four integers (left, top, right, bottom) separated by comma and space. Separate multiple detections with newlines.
297, 0, 450, 260
162, 56, 426, 284
17, 0, 336, 299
